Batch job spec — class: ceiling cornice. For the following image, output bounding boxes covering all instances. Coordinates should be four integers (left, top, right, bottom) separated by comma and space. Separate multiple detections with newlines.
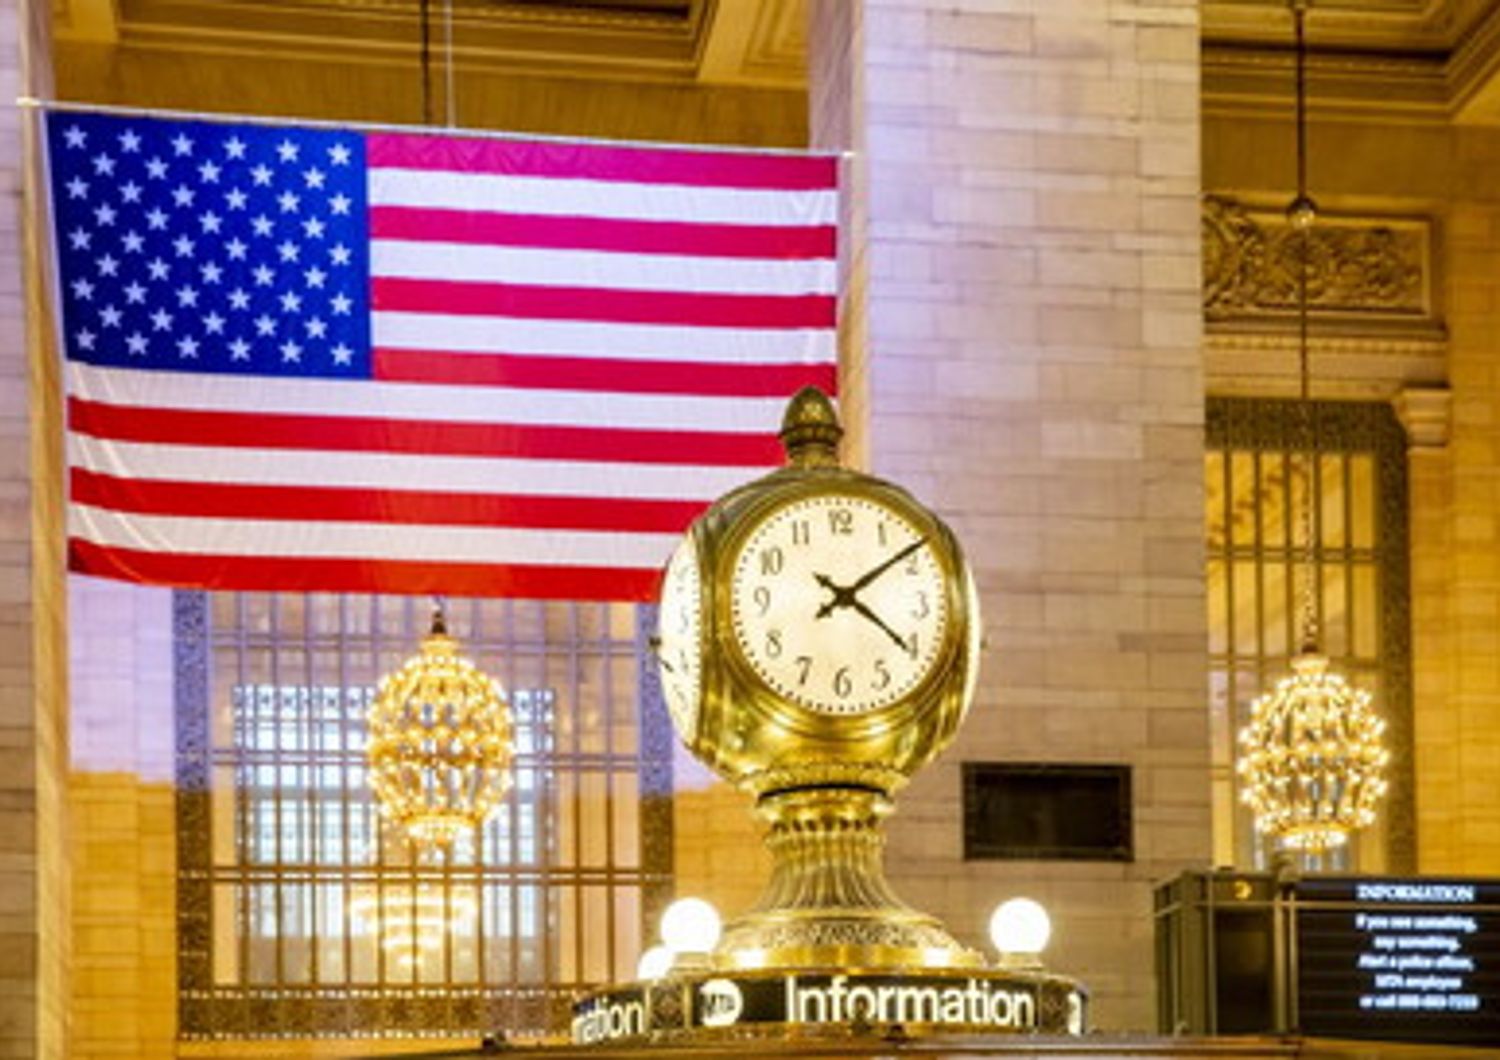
696, 0, 803, 86
1203, 0, 1500, 125
1202, 43, 1450, 122
1203, 0, 1494, 52
71, 0, 714, 81
1446, 0, 1500, 115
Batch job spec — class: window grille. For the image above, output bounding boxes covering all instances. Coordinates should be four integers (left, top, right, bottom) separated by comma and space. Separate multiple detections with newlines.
175, 592, 673, 1038
1205, 398, 1413, 872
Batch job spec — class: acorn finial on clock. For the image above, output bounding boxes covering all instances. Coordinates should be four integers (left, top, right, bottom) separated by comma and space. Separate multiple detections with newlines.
779, 384, 843, 467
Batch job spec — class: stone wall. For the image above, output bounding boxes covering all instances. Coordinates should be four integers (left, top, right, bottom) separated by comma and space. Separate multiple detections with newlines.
809, 0, 1210, 1032
67, 579, 176, 1058
3, 0, 70, 1054
1427, 194, 1500, 869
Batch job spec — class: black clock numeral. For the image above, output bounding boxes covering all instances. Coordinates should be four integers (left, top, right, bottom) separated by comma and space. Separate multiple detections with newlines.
795, 655, 813, 686
912, 591, 930, 619
905, 551, 921, 575
759, 546, 784, 576
873, 659, 891, 690
903, 632, 919, 661
877, 522, 888, 547
754, 585, 772, 615
833, 666, 853, 698
765, 629, 783, 659
828, 508, 854, 535
791, 519, 811, 546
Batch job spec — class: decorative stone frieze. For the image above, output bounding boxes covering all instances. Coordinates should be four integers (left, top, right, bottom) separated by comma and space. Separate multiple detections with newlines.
1204, 196, 1430, 322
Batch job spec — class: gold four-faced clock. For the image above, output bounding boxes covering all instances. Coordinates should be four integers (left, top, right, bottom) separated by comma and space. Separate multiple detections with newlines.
658, 386, 979, 797
656, 386, 983, 972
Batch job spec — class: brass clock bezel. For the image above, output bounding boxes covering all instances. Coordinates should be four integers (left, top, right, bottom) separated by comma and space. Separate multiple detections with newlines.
709, 474, 975, 742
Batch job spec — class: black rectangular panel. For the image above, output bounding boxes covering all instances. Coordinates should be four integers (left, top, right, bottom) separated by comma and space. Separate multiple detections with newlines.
962, 763, 1132, 861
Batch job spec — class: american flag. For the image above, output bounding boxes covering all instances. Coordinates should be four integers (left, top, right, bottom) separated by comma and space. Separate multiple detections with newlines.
46, 110, 838, 600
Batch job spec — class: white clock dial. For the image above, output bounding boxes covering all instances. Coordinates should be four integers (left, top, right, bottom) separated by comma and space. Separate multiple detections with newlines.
657, 534, 704, 739
729, 494, 949, 715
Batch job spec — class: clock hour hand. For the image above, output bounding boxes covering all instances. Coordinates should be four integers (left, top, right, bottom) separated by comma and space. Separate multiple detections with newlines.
848, 537, 927, 594
848, 597, 909, 652
814, 572, 855, 619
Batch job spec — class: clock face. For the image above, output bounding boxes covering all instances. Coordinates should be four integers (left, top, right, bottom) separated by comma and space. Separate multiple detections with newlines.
657, 534, 704, 738
729, 493, 950, 716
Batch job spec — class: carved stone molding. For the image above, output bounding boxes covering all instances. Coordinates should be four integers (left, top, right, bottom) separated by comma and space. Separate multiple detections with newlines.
1395, 385, 1454, 449
1204, 196, 1432, 324
1204, 332, 1447, 402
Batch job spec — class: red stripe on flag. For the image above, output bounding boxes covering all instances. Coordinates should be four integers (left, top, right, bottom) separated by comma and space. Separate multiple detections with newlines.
68, 397, 783, 467
69, 539, 662, 602
367, 133, 838, 191
371, 278, 835, 329
71, 468, 705, 533
369, 206, 836, 260
372, 349, 839, 398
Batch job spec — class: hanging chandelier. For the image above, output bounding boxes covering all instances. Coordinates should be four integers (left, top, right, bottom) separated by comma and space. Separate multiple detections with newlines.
1238, 653, 1389, 854
1234, 0, 1389, 860
367, 602, 514, 848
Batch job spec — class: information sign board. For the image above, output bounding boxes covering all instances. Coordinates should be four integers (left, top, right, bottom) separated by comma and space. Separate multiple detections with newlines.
1296, 877, 1500, 1045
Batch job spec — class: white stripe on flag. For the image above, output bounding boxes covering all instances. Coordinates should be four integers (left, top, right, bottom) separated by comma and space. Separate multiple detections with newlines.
71, 505, 682, 567
370, 312, 837, 362
69, 435, 763, 500
67, 362, 790, 433
370, 240, 837, 296
368, 169, 838, 226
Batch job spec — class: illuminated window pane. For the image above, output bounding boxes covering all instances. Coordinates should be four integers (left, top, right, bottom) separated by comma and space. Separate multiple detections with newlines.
1205, 399, 1411, 873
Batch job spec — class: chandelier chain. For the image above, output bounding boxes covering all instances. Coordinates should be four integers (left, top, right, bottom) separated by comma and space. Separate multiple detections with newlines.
444, 0, 457, 128
419, 0, 458, 127
1291, 0, 1319, 653
419, 0, 433, 125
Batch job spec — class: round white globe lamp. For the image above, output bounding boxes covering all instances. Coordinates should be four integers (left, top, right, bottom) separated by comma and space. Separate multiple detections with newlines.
661, 897, 722, 952
989, 897, 1051, 969
636, 943, 673, 981
660, 897, 722, 973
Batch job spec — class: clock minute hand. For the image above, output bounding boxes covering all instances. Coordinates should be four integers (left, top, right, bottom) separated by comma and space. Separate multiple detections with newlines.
849, 537, 927, 594
849, 597, 909, 652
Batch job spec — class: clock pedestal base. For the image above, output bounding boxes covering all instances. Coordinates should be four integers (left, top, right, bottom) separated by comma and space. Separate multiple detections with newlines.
713, 785, 982, 972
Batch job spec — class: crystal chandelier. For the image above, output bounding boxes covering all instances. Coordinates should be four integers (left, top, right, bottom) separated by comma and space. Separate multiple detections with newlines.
1238, 654, 1389, 854
1234, 0, 1389, 860
367, 603, 514, 848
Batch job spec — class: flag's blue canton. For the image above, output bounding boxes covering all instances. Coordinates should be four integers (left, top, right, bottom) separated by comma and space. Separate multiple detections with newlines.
48, 112, 371, 379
